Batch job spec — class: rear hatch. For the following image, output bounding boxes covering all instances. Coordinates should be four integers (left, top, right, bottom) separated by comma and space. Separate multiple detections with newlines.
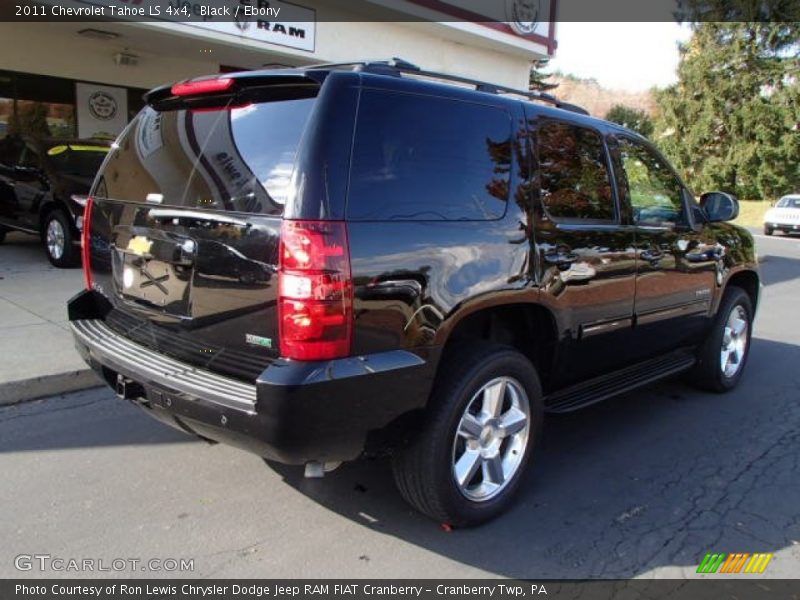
85, 76, 319, 381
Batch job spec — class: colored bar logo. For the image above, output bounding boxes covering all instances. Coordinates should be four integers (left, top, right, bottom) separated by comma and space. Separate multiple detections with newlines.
697, 552, 773, 574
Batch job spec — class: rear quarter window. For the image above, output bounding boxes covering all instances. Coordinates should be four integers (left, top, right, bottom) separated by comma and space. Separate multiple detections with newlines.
347, 90, 513, 221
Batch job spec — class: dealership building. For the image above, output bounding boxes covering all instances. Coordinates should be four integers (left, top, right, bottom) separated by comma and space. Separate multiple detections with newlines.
0, 0, 556, 141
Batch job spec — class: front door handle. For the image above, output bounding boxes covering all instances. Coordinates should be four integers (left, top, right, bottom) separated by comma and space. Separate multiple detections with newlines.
640, 249, 664, 265
544, 247, 578, 271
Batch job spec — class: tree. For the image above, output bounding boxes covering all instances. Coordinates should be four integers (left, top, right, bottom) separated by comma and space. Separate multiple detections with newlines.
529, 58, 558, 91
605, 104, 655, 137
654, 22, 800, 200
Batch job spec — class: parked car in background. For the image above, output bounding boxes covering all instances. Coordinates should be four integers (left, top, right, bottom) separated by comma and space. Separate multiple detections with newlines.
68, 60, 759, 527
0, 137, 110, 266
763, 194, 800, 236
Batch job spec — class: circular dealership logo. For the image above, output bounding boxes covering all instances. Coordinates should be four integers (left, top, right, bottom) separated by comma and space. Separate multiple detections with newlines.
88, 91, 117, 121
506, 0, 541, 35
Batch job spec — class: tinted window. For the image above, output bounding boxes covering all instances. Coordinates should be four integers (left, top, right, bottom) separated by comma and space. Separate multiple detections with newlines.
617, 137, 686, 227
348, 91, 512, 221
538, 121, 615, 221
94, 95, 315, 215
46, 144, 109, 177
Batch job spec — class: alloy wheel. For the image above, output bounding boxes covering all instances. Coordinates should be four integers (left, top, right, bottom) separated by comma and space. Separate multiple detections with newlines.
720, 305, 749, 379
46, 218, 65, 260
451, 376, 531, 502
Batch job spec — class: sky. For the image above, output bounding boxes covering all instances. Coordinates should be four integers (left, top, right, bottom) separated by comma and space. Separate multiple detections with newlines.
545, 22, 693, 92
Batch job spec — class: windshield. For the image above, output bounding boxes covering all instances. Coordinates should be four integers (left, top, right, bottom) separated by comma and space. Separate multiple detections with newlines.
777, 196, 800, 208
46, 144, 109, 178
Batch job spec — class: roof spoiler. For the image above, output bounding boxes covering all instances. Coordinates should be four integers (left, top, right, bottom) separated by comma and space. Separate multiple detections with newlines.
143, 71, 326, 111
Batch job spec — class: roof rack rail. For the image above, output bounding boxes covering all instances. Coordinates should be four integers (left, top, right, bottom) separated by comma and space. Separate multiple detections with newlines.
308, 58, 589, 116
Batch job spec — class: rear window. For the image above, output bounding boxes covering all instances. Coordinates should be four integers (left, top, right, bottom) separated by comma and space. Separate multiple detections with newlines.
93, 96, 316, 215
347, 90, 512, 221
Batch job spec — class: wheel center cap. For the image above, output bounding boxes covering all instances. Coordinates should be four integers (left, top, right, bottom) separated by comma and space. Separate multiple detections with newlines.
480, 425, 497, 447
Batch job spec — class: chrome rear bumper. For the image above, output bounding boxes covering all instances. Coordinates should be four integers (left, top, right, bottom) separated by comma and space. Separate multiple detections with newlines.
71, 319, 256, 412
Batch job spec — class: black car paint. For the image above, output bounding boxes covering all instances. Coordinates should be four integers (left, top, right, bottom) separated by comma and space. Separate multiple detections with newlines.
0, 139, 108, 238
69, 67, 759, 464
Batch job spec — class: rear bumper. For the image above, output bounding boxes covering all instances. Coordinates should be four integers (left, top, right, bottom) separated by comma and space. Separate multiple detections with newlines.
69, 291, 436, 464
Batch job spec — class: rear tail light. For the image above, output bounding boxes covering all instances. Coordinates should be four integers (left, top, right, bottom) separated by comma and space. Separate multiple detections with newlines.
278, 220, 352, 361
81, 196, 94, 290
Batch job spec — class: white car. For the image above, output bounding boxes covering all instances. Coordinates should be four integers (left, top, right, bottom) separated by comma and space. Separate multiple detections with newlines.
764, 194, 800, 235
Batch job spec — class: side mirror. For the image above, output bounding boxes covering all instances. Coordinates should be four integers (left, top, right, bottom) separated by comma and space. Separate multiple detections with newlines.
700, 191, 739, 223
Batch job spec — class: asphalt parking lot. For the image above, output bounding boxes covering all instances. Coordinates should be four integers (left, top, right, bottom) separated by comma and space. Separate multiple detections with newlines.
1, 233, 798, 579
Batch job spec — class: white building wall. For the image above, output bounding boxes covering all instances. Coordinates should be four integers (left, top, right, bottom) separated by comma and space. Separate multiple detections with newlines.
0, 25, 216, 89
314, 22, 534, 89
0, 18, 542, 90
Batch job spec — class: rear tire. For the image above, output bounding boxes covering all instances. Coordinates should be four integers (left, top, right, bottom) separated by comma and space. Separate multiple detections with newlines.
0, 226, 6, 244
43, 209, 79, 268
392, 343, 543, 527
690, 286, 753, 393
763, 225, 773, 236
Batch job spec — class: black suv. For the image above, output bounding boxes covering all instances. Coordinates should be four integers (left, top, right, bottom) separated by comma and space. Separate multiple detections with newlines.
69, 60, 759, 527
0, 137, 110, 266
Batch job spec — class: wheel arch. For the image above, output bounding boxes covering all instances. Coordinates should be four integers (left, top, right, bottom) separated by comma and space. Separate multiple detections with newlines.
724, 268, 760, 314
366, 300, 559, 454
38, 197, 78, 240
436, 300, 559, 392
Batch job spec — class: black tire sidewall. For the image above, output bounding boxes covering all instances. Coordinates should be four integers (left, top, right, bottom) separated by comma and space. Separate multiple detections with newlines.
426, 347, 543, 525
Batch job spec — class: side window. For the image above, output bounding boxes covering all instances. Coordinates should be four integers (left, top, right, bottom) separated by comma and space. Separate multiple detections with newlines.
617, 137, 686, 227
538, 121, 615, 222
347, 90, 512, 221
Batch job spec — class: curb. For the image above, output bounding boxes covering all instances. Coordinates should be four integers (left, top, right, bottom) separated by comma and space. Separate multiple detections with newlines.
0, 369, 102, 406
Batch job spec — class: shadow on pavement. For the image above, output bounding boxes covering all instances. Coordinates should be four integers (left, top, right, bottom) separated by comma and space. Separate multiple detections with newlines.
267, 336, 800, 578
759, 253, 800, 288
0, 391, 196, 453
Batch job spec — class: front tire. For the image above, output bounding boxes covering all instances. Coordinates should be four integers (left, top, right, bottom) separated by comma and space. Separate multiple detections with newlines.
0, 226, 6, 244
43, 209, 79, 268
763, 225, 773, 236
690, 286, 753, 393
392, 343, 543, 527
